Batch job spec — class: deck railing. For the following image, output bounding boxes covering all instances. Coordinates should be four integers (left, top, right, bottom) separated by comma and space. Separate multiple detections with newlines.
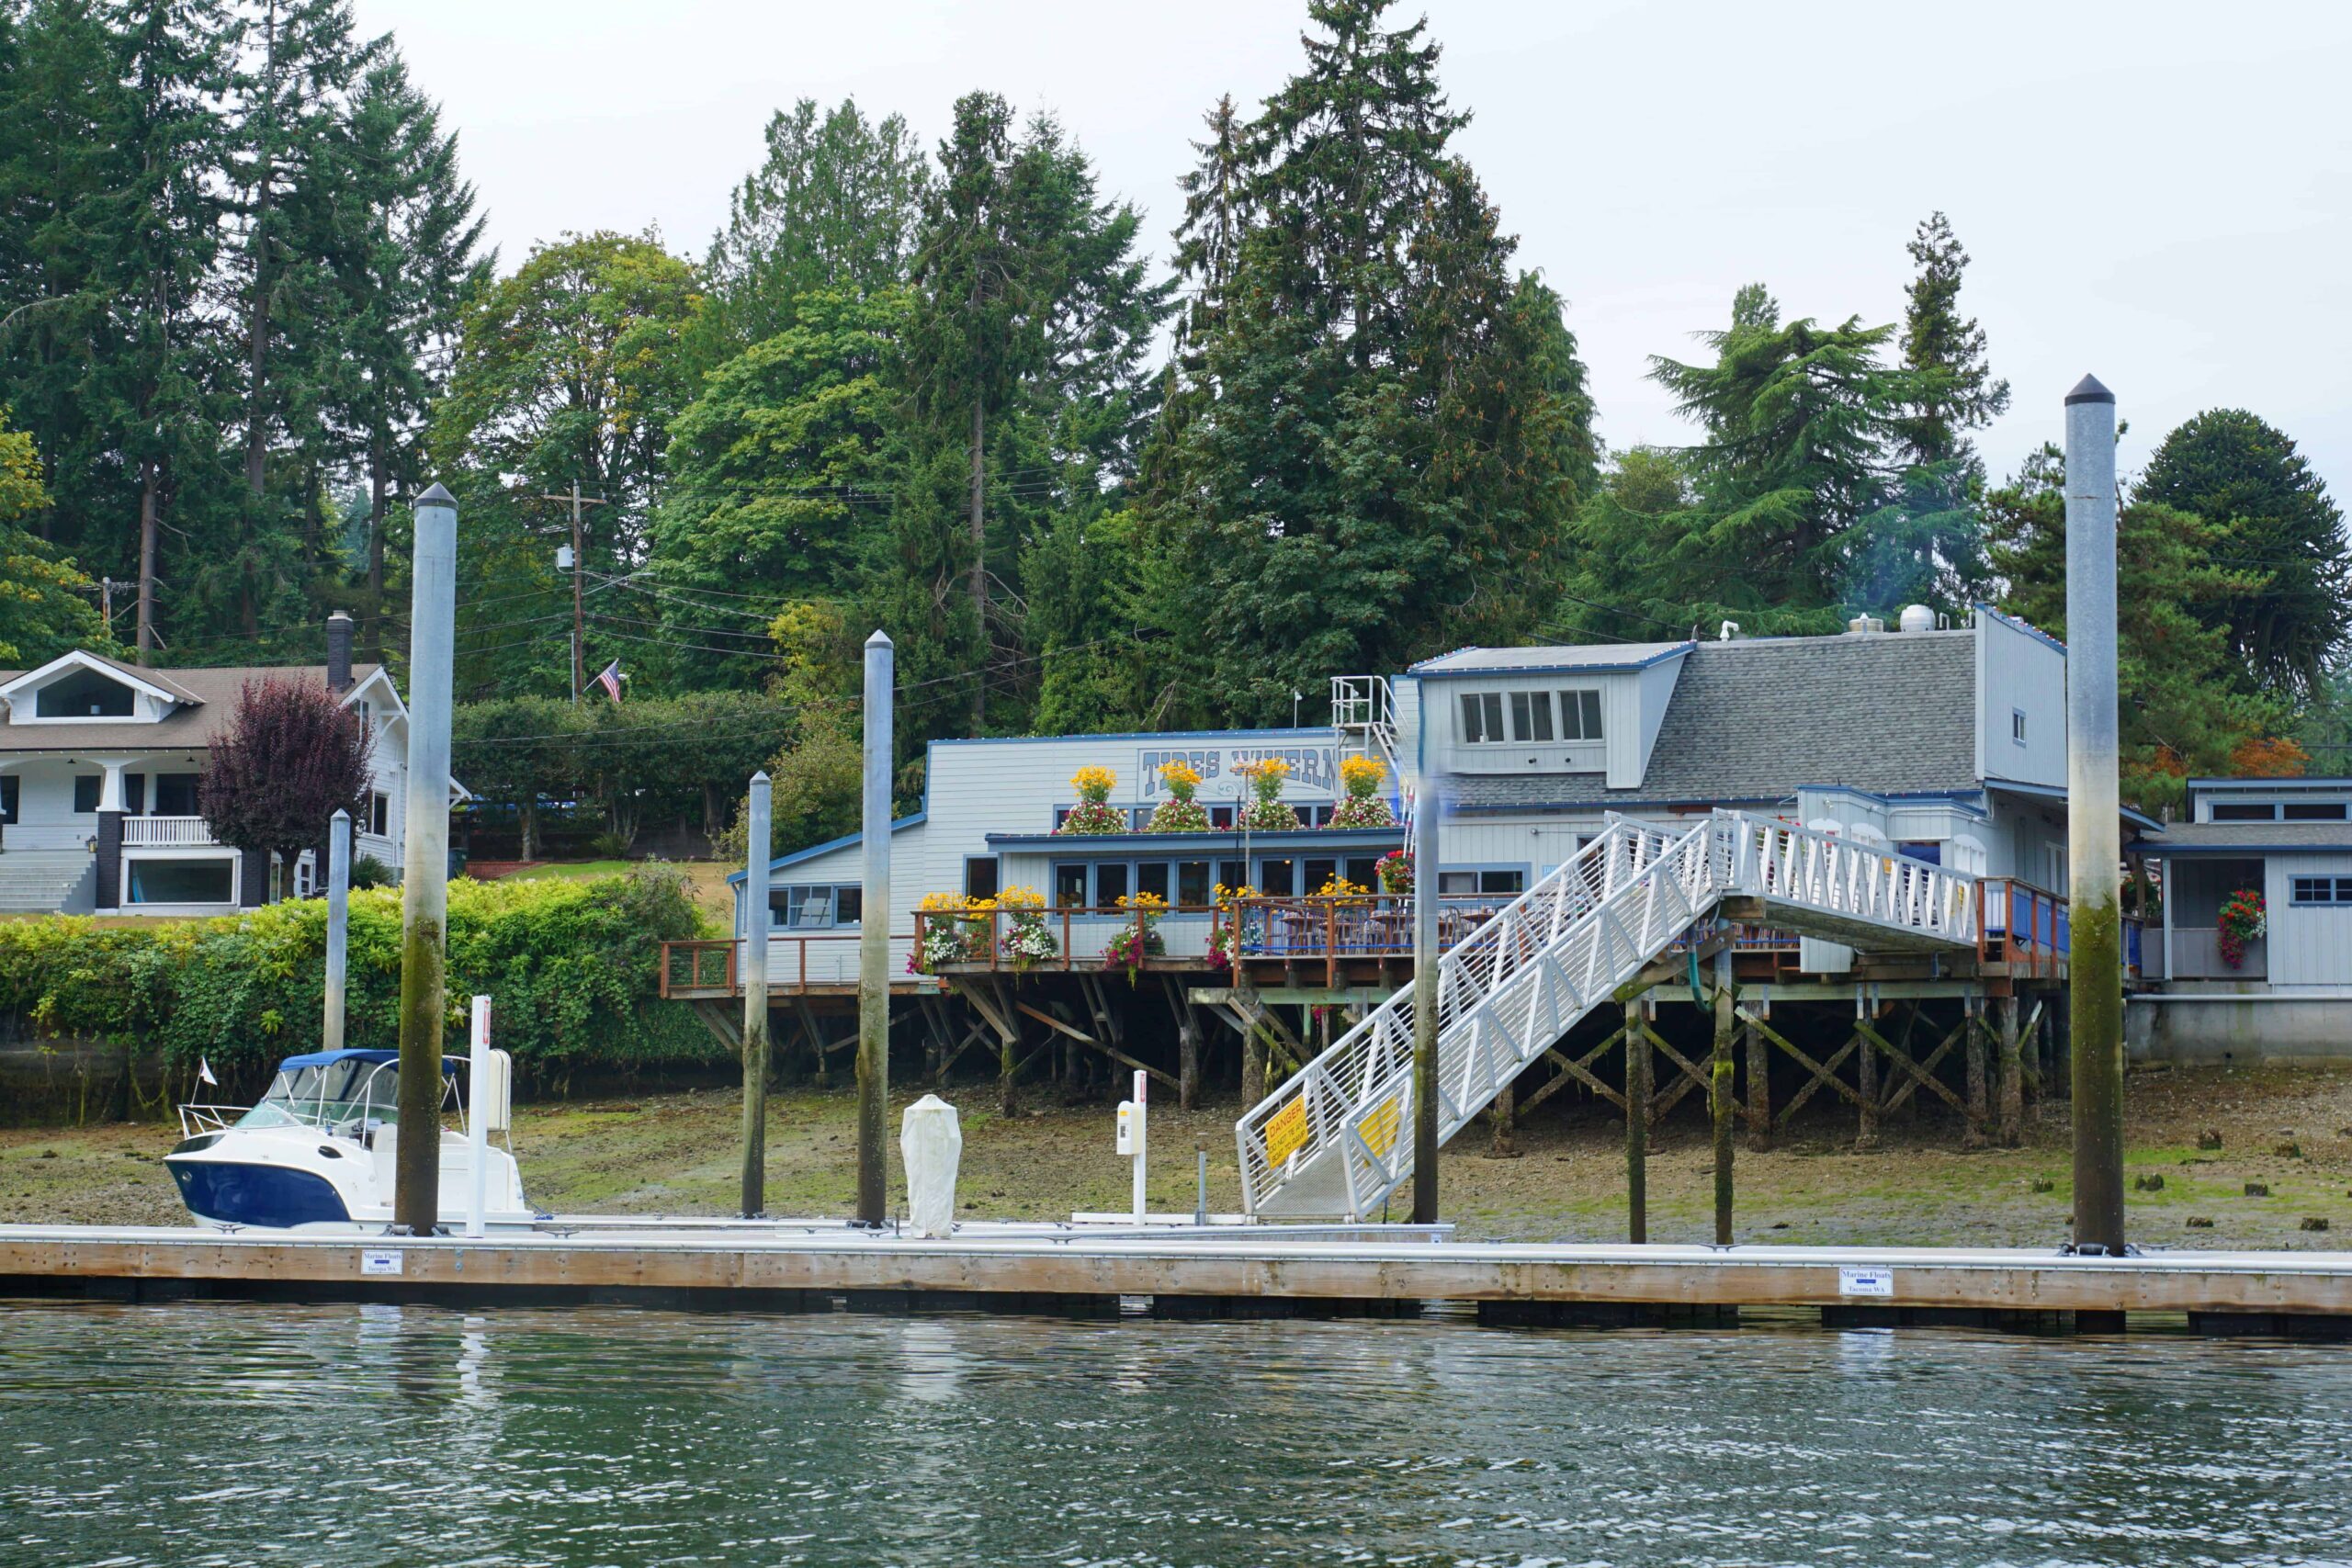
122, 815, 218, 847
911, 905, 1216, 974
659, 934, 916, 996
1975, 877, 2143, 978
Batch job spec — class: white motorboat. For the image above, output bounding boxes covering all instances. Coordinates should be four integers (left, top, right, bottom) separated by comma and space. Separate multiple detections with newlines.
166, 1047, 533, 1233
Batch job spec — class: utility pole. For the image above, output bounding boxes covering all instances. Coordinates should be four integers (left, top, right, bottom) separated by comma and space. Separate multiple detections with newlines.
2064, 374, 2126, 1258
538, 480, 606, 704
99, 578, 116, 640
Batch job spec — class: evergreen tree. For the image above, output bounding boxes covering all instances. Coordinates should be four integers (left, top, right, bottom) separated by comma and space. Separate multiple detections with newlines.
1896, 211, 2007, 469
0, 413, 107, 663
698, 97, 928, 360
1145, 0, 1594, 720
2136, 408, 2349, 701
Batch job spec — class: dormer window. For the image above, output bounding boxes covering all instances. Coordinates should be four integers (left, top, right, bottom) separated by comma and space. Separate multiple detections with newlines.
1462, 687, 1605, 745
1558, 689, 1603, 741
35, 667, 136, 718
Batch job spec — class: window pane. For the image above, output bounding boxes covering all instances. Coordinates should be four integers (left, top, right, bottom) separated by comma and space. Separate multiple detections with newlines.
965, 856, 1000, 899
36, 667, 135, 717
1579, 690, 1603, 739
1217, 860, 1248, 893
1346, 857, 1380, 889
126, 857, 234, 905
1209, 805, 1236, 829
1510, 691, 1553, 743
834, 886, 862, 924
2211, 803, 2277, 821
2283, 802, 2348, 821
1259, 859, 1295, 897
1480, 869, 1526, 896
1054, 863, 1087, 908
0, 776, 16, 825
1459, 692, 1485, 743
157, 773, 199, 816
1095, 863, 1129, 907
1137, 862, 1170, 901
73, 775, 99, 813
1437, 871, 1476, 896
1305, 858, 1338, 893
1177, 861, 1210, 906
1480, 693, 1503, 741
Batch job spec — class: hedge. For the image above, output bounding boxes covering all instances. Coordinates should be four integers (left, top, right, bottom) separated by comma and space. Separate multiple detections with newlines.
0, 867, 718, 1088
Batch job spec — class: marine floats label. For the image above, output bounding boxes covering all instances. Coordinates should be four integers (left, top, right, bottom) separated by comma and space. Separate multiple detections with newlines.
1837, 1267, 1894, 1297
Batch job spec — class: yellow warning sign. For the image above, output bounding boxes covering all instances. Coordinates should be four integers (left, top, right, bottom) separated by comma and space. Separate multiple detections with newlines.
1359, 1096, 1400, 1158
1264, 1097, 1309, 1168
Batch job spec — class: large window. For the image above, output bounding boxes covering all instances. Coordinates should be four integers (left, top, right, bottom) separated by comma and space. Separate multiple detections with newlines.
368, 790, 390, 836
1462, 688, 1602, 744
774, 884, 863, 928
2211, 802, 2278, 821
35, 667, 135, 717
126, 856, 234, 905
2290, 876, 2352, 906
965, 856, 999, 899
155, 773, 199, 816
1510, 691, 1553, 743
1458, 692, 1504, 743
1054, 863, 1087, 908
2284, 802, 2349, 822
1438, 868, 1526, 897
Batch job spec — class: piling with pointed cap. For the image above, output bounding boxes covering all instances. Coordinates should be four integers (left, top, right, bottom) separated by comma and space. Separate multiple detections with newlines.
323, 808, 351, 1053
855, 629, 894, 1225
394, 481, 458, 1235
2064, 374, 2127, 1255
740, 771, 772, 1217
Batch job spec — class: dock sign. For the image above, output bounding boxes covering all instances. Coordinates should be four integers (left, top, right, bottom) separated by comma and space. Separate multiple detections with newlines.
1837, 1267, 1894, 1298
360, 1248, 404, 1277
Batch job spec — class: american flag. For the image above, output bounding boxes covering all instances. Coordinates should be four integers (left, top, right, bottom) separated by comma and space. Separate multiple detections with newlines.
594, 659, 624, 703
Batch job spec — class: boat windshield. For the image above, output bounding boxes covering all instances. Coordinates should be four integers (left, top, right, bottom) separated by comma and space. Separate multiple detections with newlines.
236, 1060, 406, 1133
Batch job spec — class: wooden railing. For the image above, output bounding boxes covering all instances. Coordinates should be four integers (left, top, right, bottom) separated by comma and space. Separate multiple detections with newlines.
659, 934, 901, 996
1975, 877, 2143, 979
122, 815, 218, 847
911, 905, 1216, 974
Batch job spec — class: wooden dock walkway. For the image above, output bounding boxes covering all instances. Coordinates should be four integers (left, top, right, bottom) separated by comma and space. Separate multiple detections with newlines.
3, 1224, 2347, 1335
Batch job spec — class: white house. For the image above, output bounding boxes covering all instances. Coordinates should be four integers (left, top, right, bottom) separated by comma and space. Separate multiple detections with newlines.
2132, 775, 2352, 1061
729, 604, 2138, 985
0, 613, 412, 916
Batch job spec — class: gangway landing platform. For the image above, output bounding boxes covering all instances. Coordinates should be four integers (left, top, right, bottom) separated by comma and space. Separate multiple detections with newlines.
1238, 812, 1979, 1219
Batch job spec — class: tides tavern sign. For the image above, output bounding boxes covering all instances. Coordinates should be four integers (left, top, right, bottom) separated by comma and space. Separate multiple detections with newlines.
1134, 744, 1340, 799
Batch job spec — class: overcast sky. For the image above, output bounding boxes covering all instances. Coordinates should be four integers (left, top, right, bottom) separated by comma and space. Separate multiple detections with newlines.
353, 0, 2352, 500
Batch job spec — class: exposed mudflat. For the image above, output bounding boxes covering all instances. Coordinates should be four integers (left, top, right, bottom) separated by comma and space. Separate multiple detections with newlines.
5, 1061, 2347, 1248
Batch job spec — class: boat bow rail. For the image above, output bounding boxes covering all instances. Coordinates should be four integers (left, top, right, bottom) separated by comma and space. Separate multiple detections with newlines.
1235, 810, 1980, 1218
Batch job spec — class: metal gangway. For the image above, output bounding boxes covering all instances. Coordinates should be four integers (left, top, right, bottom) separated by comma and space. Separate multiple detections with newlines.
1235, 810, 1980, 1218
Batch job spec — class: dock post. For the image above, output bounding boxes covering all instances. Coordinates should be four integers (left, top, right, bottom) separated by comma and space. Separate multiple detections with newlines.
2064, 374, 2127, 1255
322, 808, 350, 1053
393, 482, 457, 1236
1712, 947, 1735, 1246
1410, 773, 1441, 1225
1997, 994, 2023, 1147
1624, 997, 1647, 1244
856, 630, 894, 1226
740, 771, 771, 1218
1744, 1004, 1770, 1152
1854, 991, 1878, 1150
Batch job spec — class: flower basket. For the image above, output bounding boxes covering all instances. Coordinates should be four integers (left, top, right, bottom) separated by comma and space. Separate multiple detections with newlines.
994, 886, 1059, 971
1236, 757, 1299, 832
1104, 891, 1167, 984
1057, 765, 1128, 835
1329, 754, 1395, 829
913, 891, 985, 972
1147, 761, 1214, 833
1207, 882, 1259, 971
2217, 887, 2266, 968
1374, 850, 1413, 896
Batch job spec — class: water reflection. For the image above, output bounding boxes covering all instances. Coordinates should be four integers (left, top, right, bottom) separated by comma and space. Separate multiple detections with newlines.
0, 1302, 2347, 1567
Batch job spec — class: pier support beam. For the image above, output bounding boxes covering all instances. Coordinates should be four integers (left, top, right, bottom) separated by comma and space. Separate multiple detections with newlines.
1624, 998, 1648, 1244
1963, 998, 1990, 1149
1854, 997, 1879, 1151
1997, 995, 2023, 1148
1711, 949, 1735, 1246
741, 771, 771, 1217
393, 482, 457, 1235
1743, 1009, 1770, 1152
2064, 374, 2127, 1256
1410, 775, 1441, 1226
856, 630, 893, 1226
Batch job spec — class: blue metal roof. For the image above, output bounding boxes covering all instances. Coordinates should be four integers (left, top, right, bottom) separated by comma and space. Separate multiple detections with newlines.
275, 1048, 458, 1075
726, 812, 928, 887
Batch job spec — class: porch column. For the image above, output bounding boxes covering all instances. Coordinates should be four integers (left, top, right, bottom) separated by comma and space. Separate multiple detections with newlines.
238, 847, 268, 908
93, 761, 127, 911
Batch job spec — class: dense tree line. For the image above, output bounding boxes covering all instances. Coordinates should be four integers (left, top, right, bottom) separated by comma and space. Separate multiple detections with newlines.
0, 0, 2343, 840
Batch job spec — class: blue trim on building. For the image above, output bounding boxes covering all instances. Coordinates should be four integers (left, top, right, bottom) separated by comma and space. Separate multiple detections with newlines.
1983, 775, 2164, 833
727, 812, 927, 887
2154, 840, 2352, 856
1450, 795, 1786, 816
2188, 776, 2352, 790
931, 727, 1340, 749
1408, 643, 1692, 677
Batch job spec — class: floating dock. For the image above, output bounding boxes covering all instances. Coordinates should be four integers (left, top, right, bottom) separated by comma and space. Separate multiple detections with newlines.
3, 1223, 2348, 1336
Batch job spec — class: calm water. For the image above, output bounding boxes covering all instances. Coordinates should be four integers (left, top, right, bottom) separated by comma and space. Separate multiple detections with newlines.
2, 1303, 2349, 1568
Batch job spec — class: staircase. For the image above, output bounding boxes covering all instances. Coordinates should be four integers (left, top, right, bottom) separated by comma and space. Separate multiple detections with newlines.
0, 850, 94, 915
1235, 810, 1980, 1218
1329, 674, 1409, 822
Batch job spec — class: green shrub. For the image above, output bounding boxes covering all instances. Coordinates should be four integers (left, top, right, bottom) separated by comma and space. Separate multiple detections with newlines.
0, 866, 717, 1080
349, 855, 393, 889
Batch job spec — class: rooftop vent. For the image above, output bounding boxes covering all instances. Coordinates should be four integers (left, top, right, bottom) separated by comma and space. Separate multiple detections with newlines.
1898, 604, 1938, 634
1846, 615, 1886, 636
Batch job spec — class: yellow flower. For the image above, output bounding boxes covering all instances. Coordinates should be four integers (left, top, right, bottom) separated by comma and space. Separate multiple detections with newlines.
918, 891, 970, 913
1116, 891, 1168, 911
1071, 764, 1117, 799
996, 886, 1046, 908
1157, 760, 1203, 789
1237, 757, 1291, 780
1340, 755, 1385, 791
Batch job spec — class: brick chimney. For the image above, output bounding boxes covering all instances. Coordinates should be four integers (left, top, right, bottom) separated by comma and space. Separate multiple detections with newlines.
326, 610, 354, 693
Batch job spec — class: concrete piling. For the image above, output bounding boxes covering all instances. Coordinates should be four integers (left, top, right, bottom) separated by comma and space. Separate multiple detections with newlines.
741, 771, 771, 1218
1410, 775, 1440, 1226
856, 630, 893, 1226
322, 807, 349, 1054
393, 481, 458, 1235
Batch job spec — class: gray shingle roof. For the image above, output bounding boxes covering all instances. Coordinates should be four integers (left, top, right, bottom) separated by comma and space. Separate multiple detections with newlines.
0, 658, 384, 752
1448, 631, 1981, 811
2145, 821, 2352, 853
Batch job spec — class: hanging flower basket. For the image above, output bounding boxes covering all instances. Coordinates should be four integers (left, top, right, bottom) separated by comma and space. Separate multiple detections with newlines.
1147, 761, 1214, 832
2217, 887, 2266, 968
1057, 765, 1128, 835
1236, 758, 1299, 832
1375, 850, 1414, 896
913, 891, 986, 972
994, 886, 1059, 971
1329, 754, 1395, 829
1104, 891, 1167, 984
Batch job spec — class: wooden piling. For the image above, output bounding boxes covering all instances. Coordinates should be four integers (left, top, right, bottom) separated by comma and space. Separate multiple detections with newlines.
1855, 1006, 1879, 1150
1997, 995, 2023, 1147
1743, 1011, 1770, 1152
1963, 999, 1989, 1149
1490, 1082, 1517, 1158
1712, 951, 1735, 1246
1625, 998, 1648, 1245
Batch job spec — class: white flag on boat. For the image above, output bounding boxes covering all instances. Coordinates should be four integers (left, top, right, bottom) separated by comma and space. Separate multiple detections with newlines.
198, 1057, 218, 1087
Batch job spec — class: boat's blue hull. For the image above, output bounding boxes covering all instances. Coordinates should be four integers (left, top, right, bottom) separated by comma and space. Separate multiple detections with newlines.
167, 1157, 352, 1228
